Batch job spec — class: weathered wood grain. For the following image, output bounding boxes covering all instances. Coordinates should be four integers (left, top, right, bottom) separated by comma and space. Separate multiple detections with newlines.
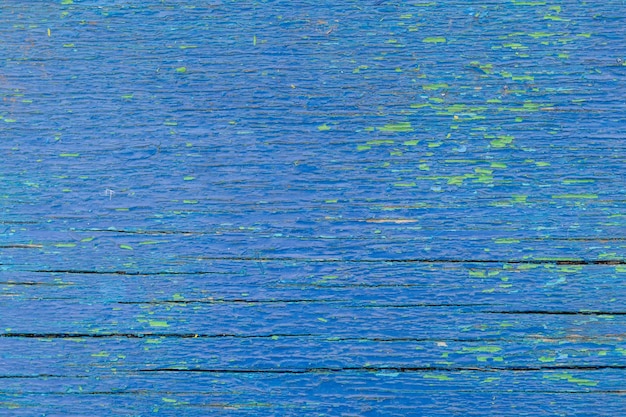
2, 0, 626, 415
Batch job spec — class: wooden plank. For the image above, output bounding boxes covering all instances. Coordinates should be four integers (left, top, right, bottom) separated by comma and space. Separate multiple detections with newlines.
2, 0, 626, 414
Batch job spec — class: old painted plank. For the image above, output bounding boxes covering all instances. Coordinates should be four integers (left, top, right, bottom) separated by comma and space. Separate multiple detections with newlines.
2, 0, 626, 415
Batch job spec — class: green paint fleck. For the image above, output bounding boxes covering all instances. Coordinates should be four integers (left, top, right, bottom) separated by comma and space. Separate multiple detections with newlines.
461, 346, 502, 353
379, 122, 413, 132
551, 194, 598, 199
410, 103, 432, 109
544, 14, 569, 21
54, 243, 76, 248
317, 124, 331, 131
149, 321, 169, 327
511, 75, 534, 81
495, 238, 520, 244
528, 32, 555, 38
120, 244, 133, 250
490, 135, 514, 148
444, 159, 479, 164
558, 265, 582, 273
512, 1, 546, 5
423, 374, 453, 381
502, 43, 527, 50
175, 67, 187, 73
423, 37, 446, 43
59, 153, 79, 157
469, 61, 494, 74
522, 101, 541, 111
423, 83, 449, 91
562, 179, 595, 184
544, 373, 597, 386
183, 176, 195, 181
367, 140, 394, 145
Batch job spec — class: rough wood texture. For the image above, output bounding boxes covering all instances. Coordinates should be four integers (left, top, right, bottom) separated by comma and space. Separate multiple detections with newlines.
2, 1, 626, 415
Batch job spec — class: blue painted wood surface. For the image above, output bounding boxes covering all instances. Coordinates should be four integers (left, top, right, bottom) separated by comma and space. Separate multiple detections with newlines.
2, 1, 626, 415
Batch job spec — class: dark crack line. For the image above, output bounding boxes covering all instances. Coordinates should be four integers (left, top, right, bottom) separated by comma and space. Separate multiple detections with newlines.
116, 299, 343, 305
1, 333, 623, 344
182, 257, 626, 265
139, 365, 626, 374
22, 258, 626, 276
485, 310, 626, 315
115, 300, 491, 307
76, 229, 204, 235
0, 374, 79, 379
0, 282, 71, 286
21, 269, 233, 276
1, 389, 626, 396
0, 333, 314, 339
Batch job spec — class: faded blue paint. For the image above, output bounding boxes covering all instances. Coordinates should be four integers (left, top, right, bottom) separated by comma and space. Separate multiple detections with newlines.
1, 1, 626, 415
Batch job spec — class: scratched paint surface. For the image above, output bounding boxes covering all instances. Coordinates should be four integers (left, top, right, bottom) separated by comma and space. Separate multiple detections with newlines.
1, 1, 626, 415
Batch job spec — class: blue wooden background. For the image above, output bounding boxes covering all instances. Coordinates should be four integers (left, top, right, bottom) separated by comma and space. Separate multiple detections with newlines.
2, 1, 626, 415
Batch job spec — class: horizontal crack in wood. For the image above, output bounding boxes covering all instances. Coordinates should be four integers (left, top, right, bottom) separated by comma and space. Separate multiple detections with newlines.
139, 365, 626, 374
